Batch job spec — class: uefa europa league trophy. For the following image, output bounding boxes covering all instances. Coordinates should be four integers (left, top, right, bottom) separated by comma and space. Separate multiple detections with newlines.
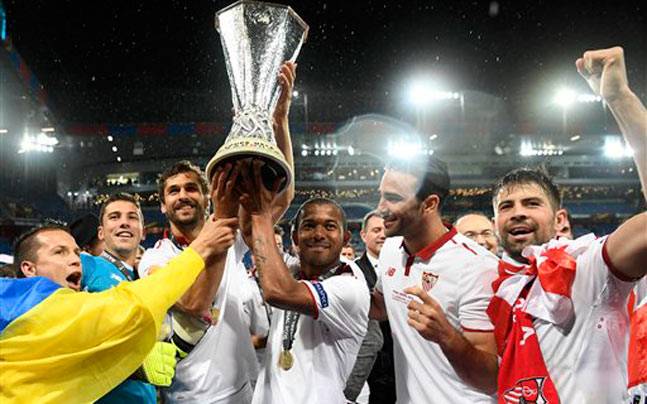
205, 0, 309, 192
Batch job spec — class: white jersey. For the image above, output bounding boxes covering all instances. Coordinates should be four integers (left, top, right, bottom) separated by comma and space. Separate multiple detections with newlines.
139, 233, 257, 404
252, 261, 370, 404
376, 227, 498, 404
504, 235, 636, 403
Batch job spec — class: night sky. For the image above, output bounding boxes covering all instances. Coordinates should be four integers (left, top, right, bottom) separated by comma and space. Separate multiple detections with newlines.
3, 0, 645, 125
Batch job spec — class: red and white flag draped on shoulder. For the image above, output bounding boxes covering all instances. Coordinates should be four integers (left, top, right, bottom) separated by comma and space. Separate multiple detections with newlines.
486, 235, 596, 404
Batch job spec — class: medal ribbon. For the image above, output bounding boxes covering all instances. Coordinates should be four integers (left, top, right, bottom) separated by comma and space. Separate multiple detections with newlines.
281, 262, 351, 354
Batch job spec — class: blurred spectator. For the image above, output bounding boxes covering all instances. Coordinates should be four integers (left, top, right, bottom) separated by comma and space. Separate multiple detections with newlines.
69, 213, 104, 256
454, 212, 499, 255
341, 244, 356, 260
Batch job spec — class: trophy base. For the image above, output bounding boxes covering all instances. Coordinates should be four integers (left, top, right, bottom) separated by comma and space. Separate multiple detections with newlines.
206, 151, 291, 194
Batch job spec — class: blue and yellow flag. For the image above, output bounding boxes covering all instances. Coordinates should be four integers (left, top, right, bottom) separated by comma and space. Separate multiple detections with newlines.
0, 248, 205, 403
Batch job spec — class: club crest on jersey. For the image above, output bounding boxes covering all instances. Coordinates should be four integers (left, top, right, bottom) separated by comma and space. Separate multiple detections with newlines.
387, 267, 396, 277
421, 272, 439, 292
503, 377, 548, 404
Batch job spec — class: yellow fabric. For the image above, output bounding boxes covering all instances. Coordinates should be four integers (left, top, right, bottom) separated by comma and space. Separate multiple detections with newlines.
0, 247, 204, 404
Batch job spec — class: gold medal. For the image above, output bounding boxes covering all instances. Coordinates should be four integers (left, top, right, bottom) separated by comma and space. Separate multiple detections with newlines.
278, 350, 294, 370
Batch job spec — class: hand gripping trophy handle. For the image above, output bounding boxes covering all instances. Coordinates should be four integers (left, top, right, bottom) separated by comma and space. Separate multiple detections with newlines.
205, 0, 309, 193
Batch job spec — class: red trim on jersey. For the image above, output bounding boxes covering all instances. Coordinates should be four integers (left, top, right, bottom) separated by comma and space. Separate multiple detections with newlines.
461, 326, 494, 333
401, 227, 457, 275
602, 237, 639, 282
400, 227, 457, 258
301, 281, 320, 320
461, 242, 478, 256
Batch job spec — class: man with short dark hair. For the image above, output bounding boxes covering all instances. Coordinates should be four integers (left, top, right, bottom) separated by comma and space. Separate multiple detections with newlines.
2, 214, 239, 402
370, 156, 499, 403
341, 244, 356, 260
240, 173, 369, 403
454, 212, 499, 255
488, 47, 646, 403
80, 193, 167, 403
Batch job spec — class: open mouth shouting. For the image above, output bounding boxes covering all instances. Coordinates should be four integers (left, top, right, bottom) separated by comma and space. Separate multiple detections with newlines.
66, 271, 82, 291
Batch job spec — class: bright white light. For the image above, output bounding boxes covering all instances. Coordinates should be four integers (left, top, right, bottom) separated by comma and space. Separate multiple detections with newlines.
388, 139, 422, 157
347, 145, 355, 156
429, 134, 438, 140
112, 146, 118, 152
301, 149, 308, 157
314, 150, 320, 156
577, 94, 602, 103
18, 133, 58, 153
0, 129, 7, 134
332, 149, 338, 156
41, 127, 55, 132
570, 135, 581, 142
107, 135, 114, 142
117, 156, 122, 162
553, 88, 577, 108
292, 90, 299, 98
520, 140, 535, 157
301, 144, 307, 149
408, 79, 458, 107
604, 136, 634, 159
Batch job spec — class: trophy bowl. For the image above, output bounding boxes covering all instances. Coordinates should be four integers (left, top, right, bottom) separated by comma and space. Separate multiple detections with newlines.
205, 0, 309, 193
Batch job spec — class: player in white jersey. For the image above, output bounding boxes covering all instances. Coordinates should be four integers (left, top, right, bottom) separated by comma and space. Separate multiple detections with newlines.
238, 184, 370, 404
489, 46, 646, 403
138, 62, 297, 403
370, 156, 499, 403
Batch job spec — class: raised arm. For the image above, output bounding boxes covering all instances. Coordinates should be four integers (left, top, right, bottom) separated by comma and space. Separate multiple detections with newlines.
240, 160, 317, 316
174, 165, 240, 317
577, 47, 647, 280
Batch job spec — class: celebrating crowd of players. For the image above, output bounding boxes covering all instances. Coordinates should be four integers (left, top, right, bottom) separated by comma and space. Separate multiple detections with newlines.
1, 46, 646, 403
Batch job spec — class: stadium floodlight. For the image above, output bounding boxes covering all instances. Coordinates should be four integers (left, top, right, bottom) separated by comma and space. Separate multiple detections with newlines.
18, 132, 58, 154
553, 87, 577, 108
408, 78, 459, 108
570, 135, 581, 142
347, 145, 355, 156
520, 140, 535, 157
41, 127, 55, 132
388, 138, 423, 158
292, 90, 299, 99
0, 128, 7, 134
604, 136, 633, 159
300, 149, 308, 157
107, 135, 114, 142
112, 146, 118, 152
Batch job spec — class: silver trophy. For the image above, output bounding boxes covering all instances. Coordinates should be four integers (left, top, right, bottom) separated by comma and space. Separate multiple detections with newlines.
205, 0, 309, 192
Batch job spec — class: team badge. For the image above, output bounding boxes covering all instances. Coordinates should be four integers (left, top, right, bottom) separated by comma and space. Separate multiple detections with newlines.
421, 272, 439, 292
387, 267, 396, 277
503, 377, 548, 404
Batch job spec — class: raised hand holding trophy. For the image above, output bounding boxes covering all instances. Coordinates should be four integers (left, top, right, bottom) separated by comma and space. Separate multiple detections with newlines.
205, 0, 309, 193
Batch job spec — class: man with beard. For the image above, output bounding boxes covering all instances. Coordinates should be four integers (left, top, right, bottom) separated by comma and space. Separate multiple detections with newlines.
488, 46, 646, 403
2, 212, 239, 402
139, 62, 296, 403
369, 157, 499, 403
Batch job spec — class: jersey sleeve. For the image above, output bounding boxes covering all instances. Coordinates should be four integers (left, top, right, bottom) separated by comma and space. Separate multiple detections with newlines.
573, 235, 636, 309
458, 254, 498, 332
138, 242, 174, 278
301, 272, 370, 340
